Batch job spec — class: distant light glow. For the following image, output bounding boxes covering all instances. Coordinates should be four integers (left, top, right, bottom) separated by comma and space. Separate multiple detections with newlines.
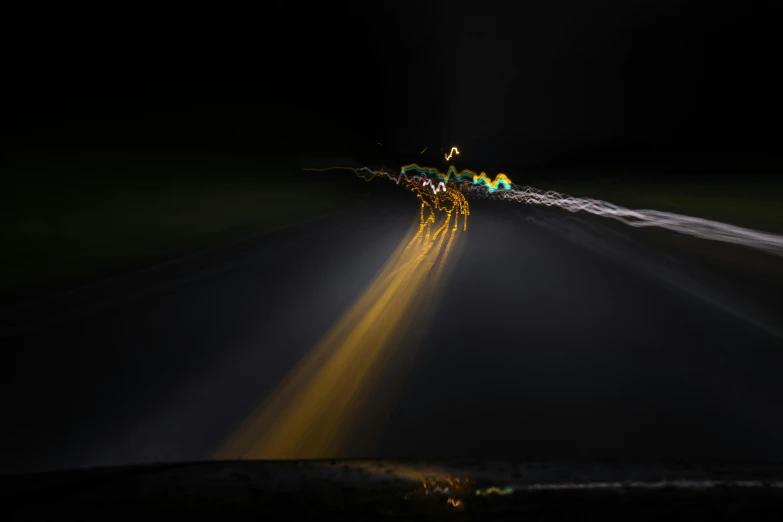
444, 146, 460, 161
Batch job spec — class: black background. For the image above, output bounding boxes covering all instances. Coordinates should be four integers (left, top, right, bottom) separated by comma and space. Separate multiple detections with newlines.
4, 1, 783, 177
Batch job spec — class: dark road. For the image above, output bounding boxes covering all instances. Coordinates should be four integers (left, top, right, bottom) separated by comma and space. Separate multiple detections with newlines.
3, 188, 783, 475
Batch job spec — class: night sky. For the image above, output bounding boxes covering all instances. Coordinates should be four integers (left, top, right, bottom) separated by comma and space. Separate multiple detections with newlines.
5, 2, 783, 177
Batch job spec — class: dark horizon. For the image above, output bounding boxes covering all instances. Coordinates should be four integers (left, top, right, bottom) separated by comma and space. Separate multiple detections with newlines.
5, 2, 782, 178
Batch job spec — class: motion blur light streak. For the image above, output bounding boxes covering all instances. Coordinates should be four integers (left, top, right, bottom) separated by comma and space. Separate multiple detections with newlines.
467, 184, 783, 256
475, 486, 515, 496
514, 480, 783, 490
419, 177, 447, 194
401, 164, 513, 193
305, 164, 512, 195
222, 161, 783, 461
218, 172, 468, 460
304, 165, 394, 184
444, 146, 460, 160
307, 163, 783, 254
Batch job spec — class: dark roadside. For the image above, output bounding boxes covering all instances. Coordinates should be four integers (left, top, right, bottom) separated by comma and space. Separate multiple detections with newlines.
1, 155, 385, 317
4, 459, 783, 520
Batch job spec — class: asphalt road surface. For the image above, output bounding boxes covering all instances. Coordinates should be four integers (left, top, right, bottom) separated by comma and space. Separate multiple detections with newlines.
3, 184, 783, 475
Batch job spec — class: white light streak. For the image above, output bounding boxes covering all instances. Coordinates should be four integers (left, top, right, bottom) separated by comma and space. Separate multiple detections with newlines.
467, 184, 783, 256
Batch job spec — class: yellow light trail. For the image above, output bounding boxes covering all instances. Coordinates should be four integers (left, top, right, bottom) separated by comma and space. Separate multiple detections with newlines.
476, 486, 514, 496
217, 173, 468, 460
444, 146, 460, 161
420, 147, 427, 154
